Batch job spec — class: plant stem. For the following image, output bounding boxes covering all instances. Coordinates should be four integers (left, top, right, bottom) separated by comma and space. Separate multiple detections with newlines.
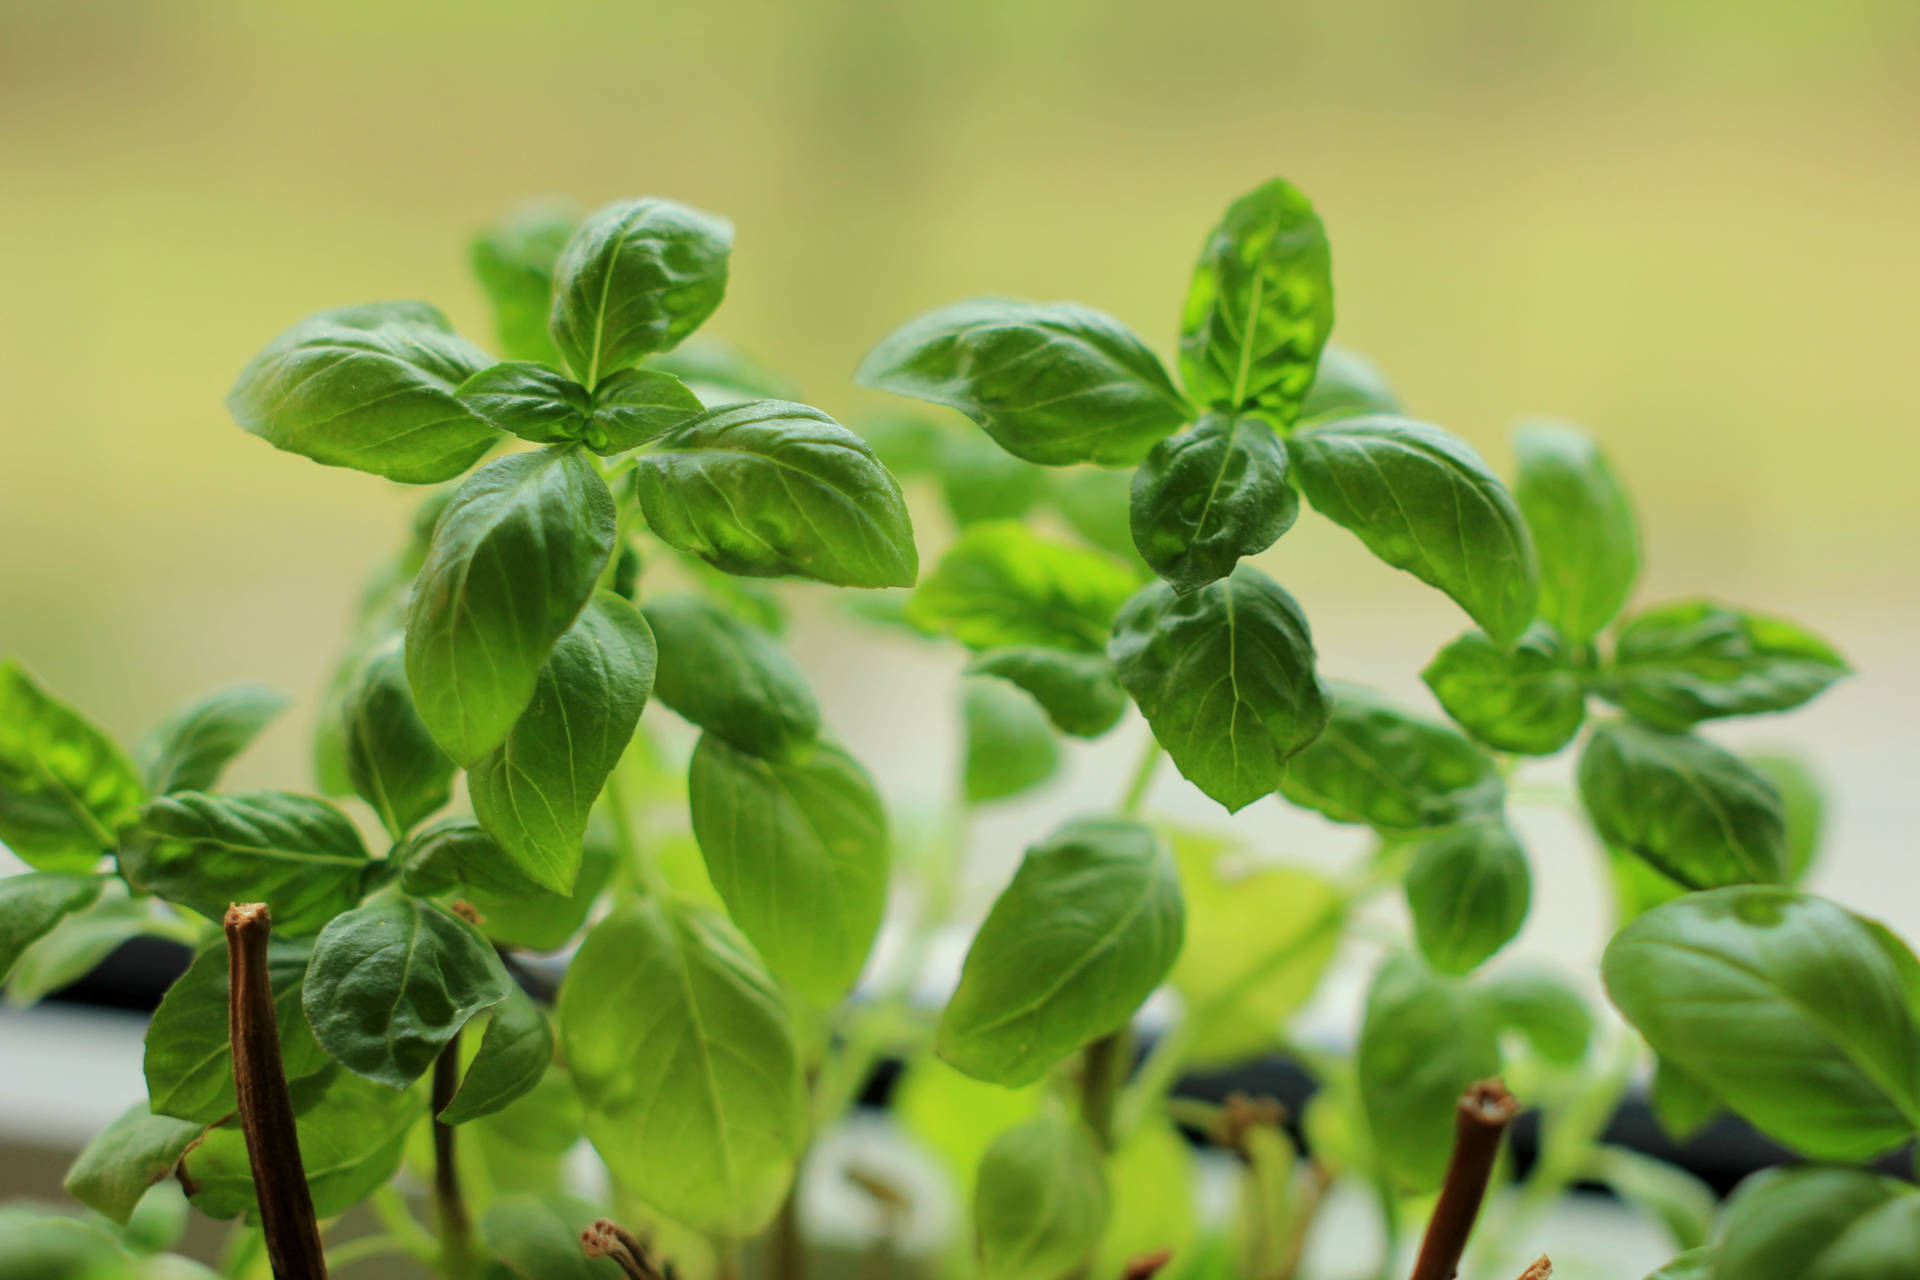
1119, 738, 1164, 817
431, 1031, 472, 1278
1371, 1171, 1402, 1280
324, 1235, 411, 1271
225, 903, 329, 1280
1408, 1079, 1519, 1280
770, 1180, 804, 1280
1080, 1024, 1134, 1150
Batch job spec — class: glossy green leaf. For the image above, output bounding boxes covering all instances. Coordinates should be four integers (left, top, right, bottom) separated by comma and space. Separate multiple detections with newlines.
643, 594, 820, 761
858, 299, 1189, 467
471, 199, 578, 366
1421, 624, 1585, 755
303, 890, 514, 1088
962, 678, 1060, 804
549, 197, 733, 387
1130, 412, 1297, 594
62, 1103, 204, 1227
1579, 721, 1784, 890
963, 648, 1127, 739
0, 661, 146, 872
1277, 683, 1502, 830
405, 446, 615, 764
227, 302, 500, 484
121, 791, 369, 934
1049, 467, 1139, 563
456, 361, 591, 443
1404, 822, 1530, 974
4, 887, 152, 1006
341, 635, 453, 840
1719, 1165, 1920, 1280
585, 366, 704, 453
1749, 752, 1825, 884
1603, 886, 1920, 1160
1299, 345, 1400, 423
469, 593, 655, 894
973, 1111, 1110, 1280
1651, 1055, 1720, 1142
137, 684, 287, 796
1291, 416, 1538, 644
441, 986, 553, 1125
1178, 178, 1333, 419
689, 734, 890, 1004
912, 522, 1138, 653
1512, 420, 1639, 643
1109, 565, 1329, 812
1584, 1146, 1715, 1253
1483, 967, 1592, 1066
631, 400, 917, 587
938, 816, 1183, 1086
1356, 953, 1501, 1191
560, 897, 807, 1236
482, 1194, 624, 1280
401, 819, 617, 954
1605, 601, 1850, 730
0, 872, 103, 983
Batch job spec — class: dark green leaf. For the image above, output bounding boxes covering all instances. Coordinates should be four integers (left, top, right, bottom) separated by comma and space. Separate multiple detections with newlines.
0, 872, 103, 983
471, 199, 578, 366
858, 299, 1189, 467
560, 898, 807, 1236
939, 428, 1051, 526
469, 593, 655, 894
341, 635, 454, 841
1130, 412, 1297, 594
0, 661, 145, 872
1512, 420, 1639, 643
405, 447, 615, 764
643, 594, 820, 761
549, 198, 733, 386
1404, 822, 1530, 974
688, 735, 889, 1005
398, 818, 549, 900
1109, 565, 1330, 812
1719, 1165, 1920, 1280
973, 1112, 1110, 1280
1604, 601, 1850, 730
1277, 683, 1502, 831
456, 361, 591, 444
62, 1103, 203, 1226
441, 987, 553, 1125
911, 522, 1138, 653
122, 791, 369, 934
1178, 178, 1333, 419
1421, 624, 1585, 755
1049, 467, 1139, 562
402, 819, 616, 954
631, 400, 917, 587
1651, 1055, 1721, 1143
226, 302, 500, 484
1749, 752, 1825, 884
1483, 967, 1591, 1065
962, 678, 1060, 804
481, 1194, 624, 1280
1299, 345, 1400, 423
1578, 721, 1784, 890
1290, 416, 1538, 644
137, 684, 287, 796
963, 648, 1127, 739
938, 816, 1183, 1086
1603, 886, 1920, 1161
585, 366, 704, 453
303, 890, 514, 1088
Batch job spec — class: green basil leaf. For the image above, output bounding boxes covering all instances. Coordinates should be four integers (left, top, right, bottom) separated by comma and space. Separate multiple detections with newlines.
469, 593, 655, 894
0, 872, 104, 983
440, 986, 552, 1125
963, 648, 1127, 739
894, 1058, 1045, 1196
0, 1212, 131, 1278
939, 427, 1052, 526
303, 890, 513, 1088
341, 635, 454, 841
643, 594, 820, 761
1049, 467, 1140, 564
688, 734, 889, 1005
456, 361, 591, 444
912, 522, 1139, 653
549, 198, 733, 386
482, 1194, 624, 1280
973, 1111, 1110, 1280
1512, 420, 1639, 644
1603, 886, 1920, 1161
1604, 601, 1850, 730
4, 886, 153, 1006
585, 366, 704, 453
1583, 1146, 1716, 1253
137, 684, 287, 796
631, 400, 917, 587
405, 447, 615, 764
226, 302, 500, 484
1749, 752, 1825, 885
471, 199, 578, 367
1178, 178, 1333, 419
1404, 822, 1530, 974
1277, 683, 1502, 830
938, 816, 1183, 1086
0, 661, 146, 872
398, 818, 548, 900
1130, 412, 1298, 594
403, 820, 616, 955
962, 678, 1061, 805
121, 791, 369, 934
1650, 1055, 1721, 1143
1421, 624, 1585, 755
1482, 967, 1592, 1066
1093, 1117, 1196, 1279
1109, 565, 1330, 812
858, 299, 1189, 467
1356, 952, 1501, 1191
1719, 1165, 1920, 1280
1644, 1248, 1718, 1280
1578, 721, 1784, 890
144, 939, 329, 1123
1298, 345, 1400, 423
1291, 416, 1538, 644
560, 898, 807, 1236
62, 1103, 204, 1226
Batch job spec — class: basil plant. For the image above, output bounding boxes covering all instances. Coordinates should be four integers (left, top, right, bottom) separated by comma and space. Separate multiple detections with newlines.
0, 179, 1900, 1280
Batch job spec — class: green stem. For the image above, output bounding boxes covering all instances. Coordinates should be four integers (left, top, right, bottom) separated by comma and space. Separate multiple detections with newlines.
1119, 738, 1164, 817
324, 1235, 411, 1271
431, 1032, 472, 1279
1080, 1024, 1134, 1150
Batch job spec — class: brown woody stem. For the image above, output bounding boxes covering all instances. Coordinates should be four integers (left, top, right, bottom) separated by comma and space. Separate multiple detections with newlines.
1407, 1079, 1519, 1280
226, 903, 328, 1280
582, 1220, 665, 1280
431, 1031, 471, 1277
1514, 1258, 1552, 1280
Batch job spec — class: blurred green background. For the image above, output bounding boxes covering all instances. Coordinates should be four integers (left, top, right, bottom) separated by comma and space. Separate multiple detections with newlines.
2, 0, 1916, 905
